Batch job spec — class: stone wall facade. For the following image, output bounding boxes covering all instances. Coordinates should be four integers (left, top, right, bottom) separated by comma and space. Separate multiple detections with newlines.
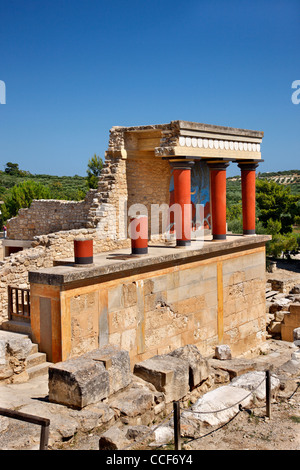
29, 243, 267, 364
0, 228, 130, 326
7, 190, 97, 240
6, 151, 171, 242
125, 152, 171, 236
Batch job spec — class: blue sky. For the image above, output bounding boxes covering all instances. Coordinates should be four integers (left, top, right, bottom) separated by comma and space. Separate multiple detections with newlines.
0, 0, 299, 177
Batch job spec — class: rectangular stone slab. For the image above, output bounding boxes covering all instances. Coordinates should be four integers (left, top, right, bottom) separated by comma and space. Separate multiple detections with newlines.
133, 355, 189, 403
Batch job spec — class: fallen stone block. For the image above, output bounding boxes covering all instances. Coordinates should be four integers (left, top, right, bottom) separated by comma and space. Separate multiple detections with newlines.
269, 298, 292, 313
125, 425, 151, 441
293, 327, 300, 341
231, 371, 280, 400
208, 357, 256, 380
168, 344, 210, 389
291, 284, 300, 294
86, 344, 131, 395
108, 386, 153, 418
134, 355, 189, 403
182, 385, 253, 426
49, 356, 110, 409
48, 345, 131, 409
99, 424, 131, 450
214, 344, 232, 360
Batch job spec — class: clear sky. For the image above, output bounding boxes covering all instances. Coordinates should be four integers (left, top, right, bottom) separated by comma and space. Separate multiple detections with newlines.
0, 0, 299, 177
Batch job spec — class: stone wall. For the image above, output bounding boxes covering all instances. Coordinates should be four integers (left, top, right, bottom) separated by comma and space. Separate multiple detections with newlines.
29, 243, 267, 364
0, 228, 130, 326
6, 151, 171, 242
125, 152, 171, 236
7, 190, 97, 240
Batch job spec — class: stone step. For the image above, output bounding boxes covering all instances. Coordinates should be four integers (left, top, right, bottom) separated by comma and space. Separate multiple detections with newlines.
26, 351, 47, 369
27, 362, 52, 380
0, 320, 32, 337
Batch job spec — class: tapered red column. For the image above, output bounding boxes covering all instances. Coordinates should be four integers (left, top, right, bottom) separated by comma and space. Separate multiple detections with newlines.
170, 161, 194, 246
238, 162, 258, 235
208, 162, 229, 240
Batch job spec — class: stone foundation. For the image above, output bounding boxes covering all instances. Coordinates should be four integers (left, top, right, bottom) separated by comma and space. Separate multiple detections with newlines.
28, 235, 270, 365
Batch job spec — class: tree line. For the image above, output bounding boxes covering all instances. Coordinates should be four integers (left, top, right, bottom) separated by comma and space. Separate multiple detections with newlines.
227, 178, 300, 258
0, 155, 103, 223
1, 159, 300, 259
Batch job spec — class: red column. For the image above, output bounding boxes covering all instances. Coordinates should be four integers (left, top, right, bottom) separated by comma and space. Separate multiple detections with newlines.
208, 162, 229, 240
170, 161, 194, 246
130, 215, 148, 255
238, 162, 258, 235
74, 238, 93, 265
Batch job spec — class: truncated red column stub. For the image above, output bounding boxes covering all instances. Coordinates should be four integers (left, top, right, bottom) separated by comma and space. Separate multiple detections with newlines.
74, 238, 94, 265
130, 215, 148, 255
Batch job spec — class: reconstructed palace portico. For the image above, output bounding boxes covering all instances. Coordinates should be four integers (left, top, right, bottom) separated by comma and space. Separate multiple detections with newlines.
105, 120, 264, 244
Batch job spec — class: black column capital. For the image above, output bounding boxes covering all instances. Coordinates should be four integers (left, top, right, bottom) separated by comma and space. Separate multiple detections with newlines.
237, 162, 259, 171
169, 160, 195, 170
207, 161, 230, 171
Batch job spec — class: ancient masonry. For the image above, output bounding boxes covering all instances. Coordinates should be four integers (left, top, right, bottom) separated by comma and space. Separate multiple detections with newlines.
2, 119, 298, 377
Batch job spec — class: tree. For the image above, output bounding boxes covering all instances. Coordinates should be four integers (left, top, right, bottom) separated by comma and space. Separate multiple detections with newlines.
4, 162, 21, 176
87, 154, 103, 189
256, 179, 300, 234
4, 180, 51, 218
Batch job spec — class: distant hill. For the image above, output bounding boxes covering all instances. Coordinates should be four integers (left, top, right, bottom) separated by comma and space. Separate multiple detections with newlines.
227, 170, 300, 196
0, 171, 89, 202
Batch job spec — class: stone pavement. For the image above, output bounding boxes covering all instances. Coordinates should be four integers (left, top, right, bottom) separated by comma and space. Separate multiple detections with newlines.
0, 338, 299, 450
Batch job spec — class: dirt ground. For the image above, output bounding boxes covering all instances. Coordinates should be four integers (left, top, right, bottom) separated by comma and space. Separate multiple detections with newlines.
183, 388, 300, 451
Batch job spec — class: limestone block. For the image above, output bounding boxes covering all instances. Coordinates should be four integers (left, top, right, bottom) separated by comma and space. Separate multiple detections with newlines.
185, 385, 253, 426
133, 355, 189, 403
291, 284, 300, 294
168, 345, 210, 389
231, 371, 280, 400
108, 386, 153, 418
86, 345, 132, 395
49, 356, 110, 409
99, 424, 131, 450
214, 344, 232, 360
293, 327, 300, 341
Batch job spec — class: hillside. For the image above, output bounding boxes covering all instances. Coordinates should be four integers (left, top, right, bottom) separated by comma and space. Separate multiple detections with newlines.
227, 170, 300, 196
0, 171, 89, 202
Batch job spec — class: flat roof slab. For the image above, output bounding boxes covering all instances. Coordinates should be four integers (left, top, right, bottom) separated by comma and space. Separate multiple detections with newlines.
28, 234, 271, 287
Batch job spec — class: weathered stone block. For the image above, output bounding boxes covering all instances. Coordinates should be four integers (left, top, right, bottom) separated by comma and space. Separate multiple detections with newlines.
133, 354, 189, 403
214, 344, 232, 360
49, 356, 110, 409
293, 327, 300, 341
108, 386, 153, 418
168, 345, 210, 389
86, 344, 132, 395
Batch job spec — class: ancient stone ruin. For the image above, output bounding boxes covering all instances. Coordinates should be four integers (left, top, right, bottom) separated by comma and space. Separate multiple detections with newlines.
0, 121, 299, 449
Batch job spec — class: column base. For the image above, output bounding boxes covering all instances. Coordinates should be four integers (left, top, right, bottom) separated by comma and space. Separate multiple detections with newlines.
176, 240, 191, 247
131, 247, 148, 255
212, 234, 226, 240
243, 230, 256, 235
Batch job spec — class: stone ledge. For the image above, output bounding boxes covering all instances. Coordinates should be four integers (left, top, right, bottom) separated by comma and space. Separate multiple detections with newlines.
28, 234, 271, 287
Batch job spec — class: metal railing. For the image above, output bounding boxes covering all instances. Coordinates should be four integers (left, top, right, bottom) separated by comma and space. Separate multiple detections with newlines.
8, 286, 31, 320
0, 407, 50, 450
